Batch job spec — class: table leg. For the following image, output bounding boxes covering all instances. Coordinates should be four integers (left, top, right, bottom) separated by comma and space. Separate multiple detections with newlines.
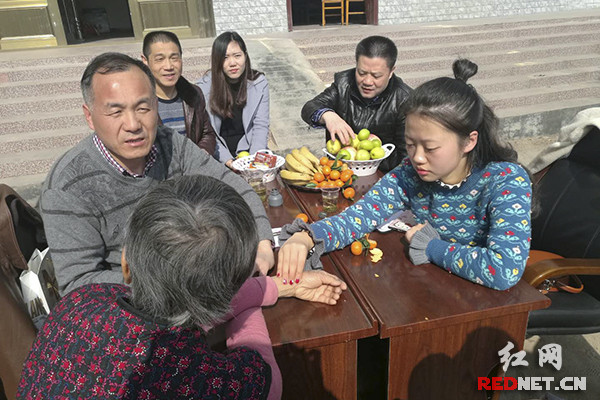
275, 341, 357, 400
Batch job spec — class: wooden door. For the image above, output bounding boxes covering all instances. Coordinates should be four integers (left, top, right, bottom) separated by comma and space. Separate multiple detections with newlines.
0, 0, 67, 49
127, 0, 215, 40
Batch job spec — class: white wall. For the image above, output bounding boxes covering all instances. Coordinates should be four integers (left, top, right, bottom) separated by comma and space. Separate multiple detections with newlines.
212, 0, 288, 36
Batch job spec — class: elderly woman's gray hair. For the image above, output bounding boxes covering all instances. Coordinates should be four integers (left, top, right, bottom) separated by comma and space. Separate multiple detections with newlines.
123, 175, 258, 327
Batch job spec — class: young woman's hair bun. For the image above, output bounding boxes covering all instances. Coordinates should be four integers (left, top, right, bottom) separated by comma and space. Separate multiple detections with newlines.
452, 59, 478, 83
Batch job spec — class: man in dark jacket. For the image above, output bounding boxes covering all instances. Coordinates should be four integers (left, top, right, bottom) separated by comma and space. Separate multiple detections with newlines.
301, 36, 412, 172
142, 31, 216, 155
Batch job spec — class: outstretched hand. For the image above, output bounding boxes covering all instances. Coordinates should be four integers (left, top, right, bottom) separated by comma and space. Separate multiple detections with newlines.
322, 111, 355, 145
274, 270, 347, 305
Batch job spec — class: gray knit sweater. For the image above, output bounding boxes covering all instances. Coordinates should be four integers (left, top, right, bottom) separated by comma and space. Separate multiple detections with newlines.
41, 126, 272, 295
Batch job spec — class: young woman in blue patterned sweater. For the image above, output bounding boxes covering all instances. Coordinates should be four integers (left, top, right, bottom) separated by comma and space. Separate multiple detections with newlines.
278, 59, 532, 291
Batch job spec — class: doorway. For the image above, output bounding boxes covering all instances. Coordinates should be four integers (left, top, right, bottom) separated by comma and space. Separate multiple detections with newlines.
58, 0, 134, 44
289, 0, 371, 28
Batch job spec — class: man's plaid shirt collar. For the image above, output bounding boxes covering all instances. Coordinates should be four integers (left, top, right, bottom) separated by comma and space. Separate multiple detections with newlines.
92, 134, 157, 178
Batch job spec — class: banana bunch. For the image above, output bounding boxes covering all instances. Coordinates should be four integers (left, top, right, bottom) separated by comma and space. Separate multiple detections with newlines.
280, 147, 321, 185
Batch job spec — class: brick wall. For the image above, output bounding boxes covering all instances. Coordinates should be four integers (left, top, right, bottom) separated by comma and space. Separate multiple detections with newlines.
212, 0, 288, 36
378, 0, 600, 25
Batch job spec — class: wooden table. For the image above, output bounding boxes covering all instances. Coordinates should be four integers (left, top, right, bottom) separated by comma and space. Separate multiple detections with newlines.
261, 177, 378, 400
288, 174, 551, 400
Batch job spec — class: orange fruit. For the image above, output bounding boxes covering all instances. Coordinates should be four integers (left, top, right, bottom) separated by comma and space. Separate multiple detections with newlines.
335, 179, 345, 187
313, 172, 325, 182
331, 160, 342, 169
341, 163, 349, 171
327, 159, 335, 167
351, 241, 364, 256
322, 165, 331, 176
367, 239, 378, 249
329, 170, 341, 180
319, 157, 329, 166
295, 213, 309, 223
343, 187, 356, 200
340, 170, 353, 182
321, 181, 335, 188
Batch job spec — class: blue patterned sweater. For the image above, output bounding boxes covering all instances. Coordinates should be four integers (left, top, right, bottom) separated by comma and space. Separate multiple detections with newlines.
311, 159, 532, 290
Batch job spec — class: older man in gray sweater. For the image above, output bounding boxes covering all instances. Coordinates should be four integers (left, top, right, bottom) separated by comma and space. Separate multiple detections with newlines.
40, 52, 274, 295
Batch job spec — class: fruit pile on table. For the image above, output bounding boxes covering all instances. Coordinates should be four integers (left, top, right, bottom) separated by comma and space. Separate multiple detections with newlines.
326, 128, 386, 161
279, 147, 356, 200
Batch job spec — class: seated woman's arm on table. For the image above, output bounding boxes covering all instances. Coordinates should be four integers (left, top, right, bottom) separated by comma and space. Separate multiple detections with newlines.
278, 167, 411, 283
279, 162, 532, 291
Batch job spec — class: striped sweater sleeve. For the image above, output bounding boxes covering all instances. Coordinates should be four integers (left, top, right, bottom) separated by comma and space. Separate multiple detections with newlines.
311, 167, 410, 252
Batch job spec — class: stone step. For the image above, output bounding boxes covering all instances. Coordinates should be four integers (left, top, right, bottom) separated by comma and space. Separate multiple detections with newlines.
3, 11, 599, 205
314, 57, 600, 92
0, 130, 88, 155
4, 55, 597, 117
0, 126, 89, 144
308, 40, 600, 73
0, 45, 211, 69
0, 56, 211, 84
0, 110, 86, 135
298, 30, 600, 57
0, 157, 61, 180
313, 55, 600, 84
292, 16, 600, 45
485, 81, 600, 109
0, 78, 79, 99
3, 18, 594, 79
402, 59, 600, 90
0, 93, 81, 118
0, 145, 70, 165
498, 97, 600, 139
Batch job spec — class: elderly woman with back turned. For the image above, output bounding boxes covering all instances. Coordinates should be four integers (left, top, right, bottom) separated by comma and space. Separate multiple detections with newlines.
17, 176, 347, 400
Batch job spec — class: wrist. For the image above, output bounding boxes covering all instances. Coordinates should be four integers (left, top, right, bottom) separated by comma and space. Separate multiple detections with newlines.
272, 276, 296, 298
320, 110, 335, 124
297, 230, 315, 249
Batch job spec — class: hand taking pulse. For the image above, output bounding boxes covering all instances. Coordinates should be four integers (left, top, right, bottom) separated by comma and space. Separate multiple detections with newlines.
321, 111, 355, 145
276, 231, 313, 285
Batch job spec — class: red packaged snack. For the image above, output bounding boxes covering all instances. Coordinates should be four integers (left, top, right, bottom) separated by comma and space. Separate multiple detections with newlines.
252, 152, 277, 168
